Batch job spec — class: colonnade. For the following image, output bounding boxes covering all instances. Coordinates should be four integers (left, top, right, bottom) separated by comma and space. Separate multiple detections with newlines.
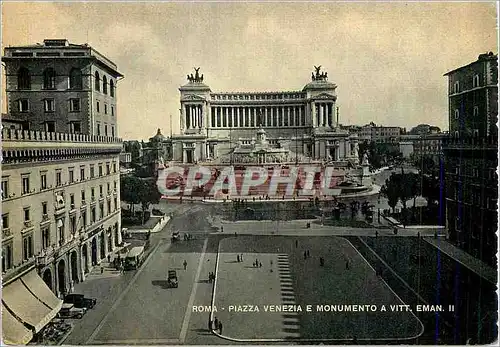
312, 102, 336, 127
184, 105, 204, 130
209, 105, 306, 128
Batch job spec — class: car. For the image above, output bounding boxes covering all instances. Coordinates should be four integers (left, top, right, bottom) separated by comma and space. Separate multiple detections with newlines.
58, 303, 85, 319
167, 270, 178, 288
64, 294, 97, 310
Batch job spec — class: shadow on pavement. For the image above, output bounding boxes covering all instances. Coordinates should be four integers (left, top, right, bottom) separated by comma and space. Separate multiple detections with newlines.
151, 280, 170, 289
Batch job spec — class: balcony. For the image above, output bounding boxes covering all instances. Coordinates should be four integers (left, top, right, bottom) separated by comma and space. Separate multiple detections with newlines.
23, 220, 33, 229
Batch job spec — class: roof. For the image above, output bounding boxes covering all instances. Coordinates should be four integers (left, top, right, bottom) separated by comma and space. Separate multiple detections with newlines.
302, 80, 337, 91
444, 52, 498, 76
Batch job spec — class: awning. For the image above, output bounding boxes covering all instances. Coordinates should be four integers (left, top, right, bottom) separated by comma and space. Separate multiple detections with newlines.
1, 302, 33, 345
20, 270, 63, 312
2, 272, 62, 333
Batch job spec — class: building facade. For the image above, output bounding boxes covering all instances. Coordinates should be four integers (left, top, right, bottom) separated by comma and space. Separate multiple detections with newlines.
170, 67, 359, 166
2, 39, 123, 136
1, 39, 124, 344
358, 122, 402, 143
443, 52, 498, 267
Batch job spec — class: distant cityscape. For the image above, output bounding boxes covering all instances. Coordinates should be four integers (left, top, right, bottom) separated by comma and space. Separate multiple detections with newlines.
1, 38, 497, 345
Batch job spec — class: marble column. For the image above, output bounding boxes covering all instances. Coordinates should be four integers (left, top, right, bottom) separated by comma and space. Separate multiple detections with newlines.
299, 106, 303, 126
199, 105, 203, 128
181, 105, 186, 131
264, 108, 268, 127
287, 107, 291, 126
311, 101, 316, 127
320, 103, 324, 127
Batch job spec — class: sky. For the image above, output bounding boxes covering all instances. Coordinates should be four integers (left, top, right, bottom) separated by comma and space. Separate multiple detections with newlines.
1, 1, 498, 140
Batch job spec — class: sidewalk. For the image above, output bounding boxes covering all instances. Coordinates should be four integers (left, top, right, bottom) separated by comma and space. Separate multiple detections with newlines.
424, 237, 497, 284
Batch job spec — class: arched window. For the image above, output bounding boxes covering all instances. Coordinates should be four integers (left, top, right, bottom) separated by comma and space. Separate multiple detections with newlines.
43, 68, 56, 89
110, 79, 115, 97
17, 68, 31, 90
102, 75, 107, 94
95, 71, 100, 91
69, 68, 82, 89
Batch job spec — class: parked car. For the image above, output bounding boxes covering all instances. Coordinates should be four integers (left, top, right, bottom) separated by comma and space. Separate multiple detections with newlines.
58, 303, 85, 319
167, 270, 178, 288
64, 294, 97, 309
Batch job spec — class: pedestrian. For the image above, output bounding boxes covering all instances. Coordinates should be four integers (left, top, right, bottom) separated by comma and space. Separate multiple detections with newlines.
307, 250, 310, 258
219, 321, 223, 334
183, 260, 188, 270
107, 254, 111, 263
304, 251, 307, 260
235, 232, 237, 237
295, 240, 298, 248
375, 230, 378, 238
345, 260, 349, 270
101, 266, 104, 274
259, 262, 262, 268
255, 259, 258, 267
209, 319, 212, 331
221, 226, 224, 233
240, 254, 243, 262
214, 317, 219, 331
237, 254, 240, 262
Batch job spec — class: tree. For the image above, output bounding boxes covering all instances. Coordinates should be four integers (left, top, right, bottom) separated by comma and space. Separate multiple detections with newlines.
421, 174, 440, 206
381, 176, 399, 213
406, 172, 421, 208
120, 175, 142, 213
138, 178, 163, 225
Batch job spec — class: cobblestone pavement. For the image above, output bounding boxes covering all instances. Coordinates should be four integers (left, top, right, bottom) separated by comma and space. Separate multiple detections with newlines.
211, 235, 423, 342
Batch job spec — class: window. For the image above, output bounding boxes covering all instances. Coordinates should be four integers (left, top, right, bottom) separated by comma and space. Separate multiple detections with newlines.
473, 129, 479, 137
1, 179, 9, 199
454, 131, 459, 138
97, 123, 101, 136
69, 169, 74, 183
70, 98, 81, 112
472, 168, 479, 177
114, 181, 117, 191
17, 67, 31, 89
107, 200, 111, 214
70, 216, 76, 233
455, 166, 460, 175
22, 176, 30, 194
97, 101, 100, 113
98, 164, 103, 176
104, 125, 108, 136
69, 121, 81, 133
104, 104, 108, 115
69, 68, 83, 89
44, 99, 55, 112
454, 81, 460, 93
41, 228, 50, 249
2, 243, 13, 272
45, 121, 56, 132
42, 202, 48, 215
81, 190, 86, 203
111, 106, 114, 116
473, 106, 479, 117
2, 214, 9, 229
90, 165, 95, 178
99, 203, 104, 219
57, 219, 64, 245
106, 163, 110, 175
114, 197, 117, 211
111, 127, 115, 137
40, 172, 47, 190
43, 68, 56, 89
70, 194, 75, 206
22, 234, 33, 260
80, 166, 86, 180
473, 74, 480, 88
113, 163, 117, 173
110, 80, 115, 97
82, 211, 87, 228
95, 71, 100, 91
18, 99, 29, 112
91, 187, 95, 199
91, 207, 96, 223
24, 207, 30, 222
56, 171, 62, 186
103, 75, 108, 94
99, 185, 103, 197
454, 109, 459, 120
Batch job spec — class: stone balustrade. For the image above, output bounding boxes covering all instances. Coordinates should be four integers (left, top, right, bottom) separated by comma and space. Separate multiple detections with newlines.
442, 135, 498, 149
1, 128, 122, 144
